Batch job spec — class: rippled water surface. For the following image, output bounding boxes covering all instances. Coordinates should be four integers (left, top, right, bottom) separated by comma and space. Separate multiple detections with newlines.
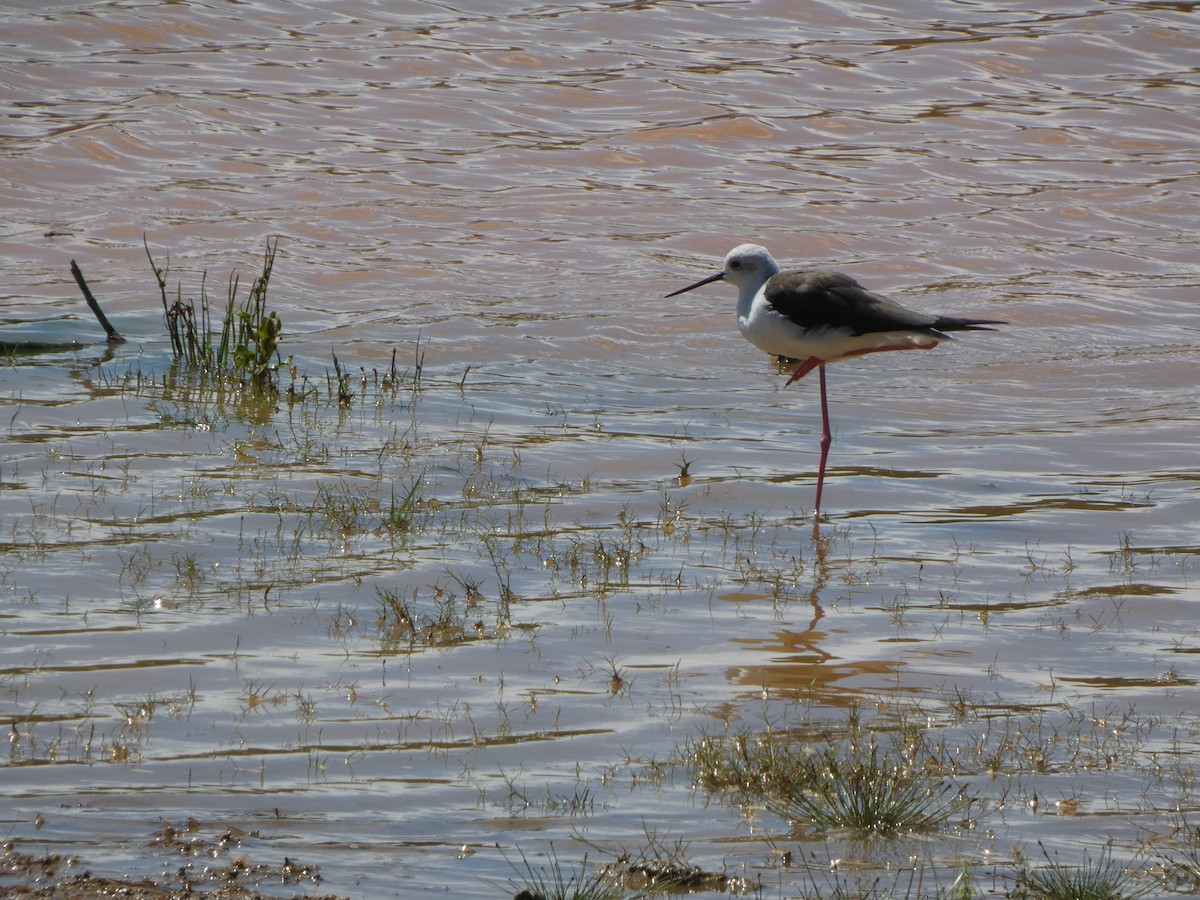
3, 1, 1199, 897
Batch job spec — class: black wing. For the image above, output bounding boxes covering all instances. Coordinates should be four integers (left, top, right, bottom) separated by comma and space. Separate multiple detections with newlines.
765, 269, 1004, 335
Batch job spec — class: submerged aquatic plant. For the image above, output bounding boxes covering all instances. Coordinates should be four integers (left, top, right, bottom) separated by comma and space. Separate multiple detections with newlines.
1012, 842, 1152, 900
492, 845, 678, 900
684, 728, 964, 836
148, 235, 288, 391
771, 742, 963, 834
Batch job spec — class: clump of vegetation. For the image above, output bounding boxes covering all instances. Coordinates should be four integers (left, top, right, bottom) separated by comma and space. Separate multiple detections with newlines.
1011, 843, 1153, 900
683, 726, 965, 835
493, 846, 680, 900
374, 582, 500, 651
579, 828, 751, 895
147, 235, 288, 392
1157, 818, 1200, 892
685, 725, 815, 797
1, 827, 345, 899
770, 741, 964, 834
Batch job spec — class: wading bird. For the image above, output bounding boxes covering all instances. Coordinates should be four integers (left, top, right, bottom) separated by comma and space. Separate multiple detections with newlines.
665, 243, 1005, 523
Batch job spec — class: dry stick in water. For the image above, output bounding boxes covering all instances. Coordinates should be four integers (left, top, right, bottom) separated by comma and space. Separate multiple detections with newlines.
70, 260, 125, 344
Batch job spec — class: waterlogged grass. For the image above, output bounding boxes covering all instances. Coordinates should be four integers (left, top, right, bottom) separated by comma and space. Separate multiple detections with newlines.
3, 253, 1200, 897
491, 846, 679, 900
148, 236, 288, 391
770, 742, 964, 835
494, 830, 751, 899
1011, 843, 1152, 900
686, 724, 964, 840
673, 693, 1200, 895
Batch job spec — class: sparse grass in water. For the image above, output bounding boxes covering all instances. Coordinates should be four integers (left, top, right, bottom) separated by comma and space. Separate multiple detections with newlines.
797, 862, 982, 900
1012, 842, 1152, 900
773, 741, 964, 834
683, 726, 964, 836
492, 845, 681, 900
576, 826, 749, 895
16, 240, 1200, 898
147, 235, 289, 392
385, 476, 423, 532
375, 584, 492, 650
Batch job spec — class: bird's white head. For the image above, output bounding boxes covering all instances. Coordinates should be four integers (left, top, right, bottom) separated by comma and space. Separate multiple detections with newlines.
721, 244, 780, 291
664, 243, 781, 299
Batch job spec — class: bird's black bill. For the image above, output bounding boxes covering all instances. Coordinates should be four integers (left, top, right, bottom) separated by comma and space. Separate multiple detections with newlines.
664, 270, 724, 298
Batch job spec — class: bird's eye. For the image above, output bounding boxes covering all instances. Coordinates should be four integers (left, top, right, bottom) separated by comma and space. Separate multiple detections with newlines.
730, 260, 741, 269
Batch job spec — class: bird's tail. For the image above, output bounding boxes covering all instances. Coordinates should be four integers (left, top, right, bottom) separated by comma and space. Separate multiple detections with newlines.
933, 316, 1006, 332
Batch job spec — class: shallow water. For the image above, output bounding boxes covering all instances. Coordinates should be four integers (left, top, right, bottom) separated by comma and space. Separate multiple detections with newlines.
3, 0, 1200, 897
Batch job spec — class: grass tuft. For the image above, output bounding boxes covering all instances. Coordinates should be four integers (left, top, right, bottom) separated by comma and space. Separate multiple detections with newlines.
770, 742, 963, 834
683, 727, 964, 836
1012, 842, 1152, 900
148, 235, 289, 392
492, 845, 672, 900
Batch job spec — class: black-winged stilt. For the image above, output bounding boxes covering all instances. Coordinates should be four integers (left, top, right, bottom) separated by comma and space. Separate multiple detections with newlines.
665, 243, 1006, 522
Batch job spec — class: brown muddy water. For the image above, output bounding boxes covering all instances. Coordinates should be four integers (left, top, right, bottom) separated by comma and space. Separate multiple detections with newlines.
2, 1, 1199, 897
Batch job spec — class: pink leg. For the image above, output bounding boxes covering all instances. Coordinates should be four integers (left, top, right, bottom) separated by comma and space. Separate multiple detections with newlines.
788, 345, 936, 524
786, 356, 823, 385
813, 363, 831, 520
790, 342, 936, 387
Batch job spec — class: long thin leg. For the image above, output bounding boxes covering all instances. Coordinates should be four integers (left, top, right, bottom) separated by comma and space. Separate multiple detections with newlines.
813, 363, 831, 521
790, 343, 937, 387
786, 356, 823, 385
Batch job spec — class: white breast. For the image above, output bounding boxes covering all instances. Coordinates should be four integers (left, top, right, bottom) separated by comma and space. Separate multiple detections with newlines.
739, 294, 943, 363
